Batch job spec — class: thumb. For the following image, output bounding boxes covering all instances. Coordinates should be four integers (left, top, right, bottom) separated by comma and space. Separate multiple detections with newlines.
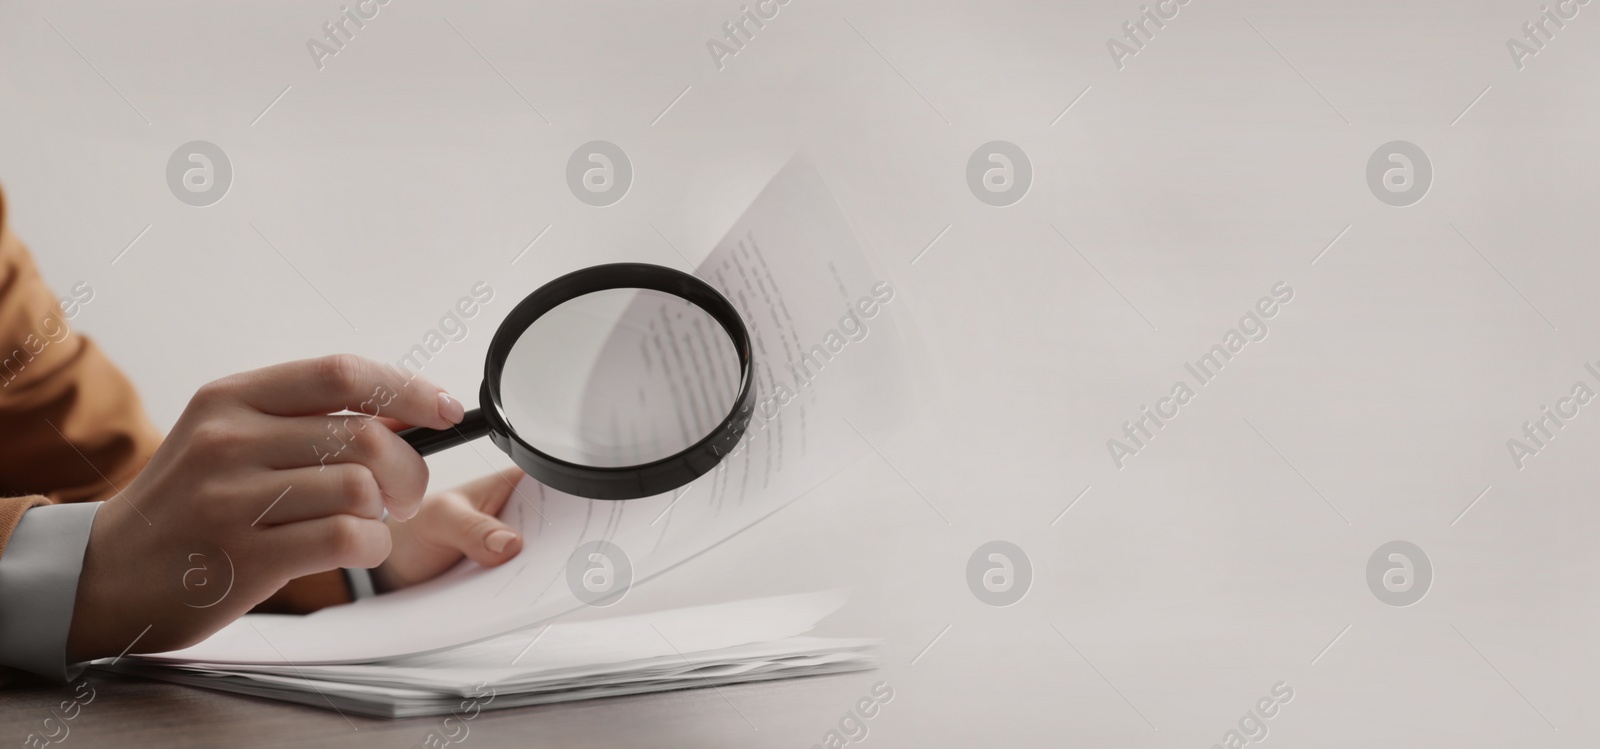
426, 497, 524, 568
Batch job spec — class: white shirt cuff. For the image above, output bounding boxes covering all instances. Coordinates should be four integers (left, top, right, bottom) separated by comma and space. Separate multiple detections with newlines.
343, 567, 376, 600
0, 502, 100, 681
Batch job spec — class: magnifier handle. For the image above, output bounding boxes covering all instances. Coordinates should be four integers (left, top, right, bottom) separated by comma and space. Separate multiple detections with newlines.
399, 408, 490, 456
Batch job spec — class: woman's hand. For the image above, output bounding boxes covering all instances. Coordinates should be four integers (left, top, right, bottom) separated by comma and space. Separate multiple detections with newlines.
372, 467, 525, 593
66, 355, 464, 662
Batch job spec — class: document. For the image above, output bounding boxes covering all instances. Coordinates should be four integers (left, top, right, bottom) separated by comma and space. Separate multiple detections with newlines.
136, 154, 914, 666
104, 591, 877, 718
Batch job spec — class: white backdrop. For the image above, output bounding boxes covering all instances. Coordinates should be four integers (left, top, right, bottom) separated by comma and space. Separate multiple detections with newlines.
3, 0, 1599, 746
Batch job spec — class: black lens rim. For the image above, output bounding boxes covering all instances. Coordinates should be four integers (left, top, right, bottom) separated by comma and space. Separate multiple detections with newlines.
481, 263, 756, 500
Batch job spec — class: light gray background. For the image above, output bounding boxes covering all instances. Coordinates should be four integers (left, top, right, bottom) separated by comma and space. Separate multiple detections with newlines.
2, 0, 1598, 746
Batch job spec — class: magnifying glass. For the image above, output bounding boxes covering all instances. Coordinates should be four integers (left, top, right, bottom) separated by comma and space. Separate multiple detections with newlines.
398, 263, 756, 500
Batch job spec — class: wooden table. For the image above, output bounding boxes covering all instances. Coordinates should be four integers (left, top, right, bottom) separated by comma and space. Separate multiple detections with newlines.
2, 670, 868, 749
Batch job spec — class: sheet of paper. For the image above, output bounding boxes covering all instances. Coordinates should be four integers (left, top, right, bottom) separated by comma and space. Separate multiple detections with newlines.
151, 154, 912, 664
113, 641, 878, 719
168, 590, 852, 680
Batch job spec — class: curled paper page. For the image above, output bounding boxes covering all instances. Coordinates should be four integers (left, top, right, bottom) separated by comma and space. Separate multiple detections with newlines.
149, 154, 913, 665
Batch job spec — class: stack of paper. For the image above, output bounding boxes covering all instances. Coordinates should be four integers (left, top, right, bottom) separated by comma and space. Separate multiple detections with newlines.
103, 592, 875, 719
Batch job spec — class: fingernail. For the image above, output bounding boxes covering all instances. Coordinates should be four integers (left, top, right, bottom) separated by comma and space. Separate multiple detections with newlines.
485, 530, 518, 554
383, 491, 418, 522
439, 392, 465, 426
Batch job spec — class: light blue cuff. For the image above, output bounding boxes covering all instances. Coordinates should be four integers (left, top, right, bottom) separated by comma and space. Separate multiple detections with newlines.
343, 567, 376, 600
0, 502, 101, 681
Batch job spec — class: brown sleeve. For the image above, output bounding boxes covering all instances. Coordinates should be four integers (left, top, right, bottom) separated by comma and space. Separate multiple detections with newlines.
252, 570, 354, 614
0, 203, 160, 504
0, 185, 348, 622
0, 495, 50, 559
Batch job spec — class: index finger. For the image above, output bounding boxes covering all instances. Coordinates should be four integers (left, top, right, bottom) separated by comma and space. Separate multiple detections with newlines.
224, 354, 463, 430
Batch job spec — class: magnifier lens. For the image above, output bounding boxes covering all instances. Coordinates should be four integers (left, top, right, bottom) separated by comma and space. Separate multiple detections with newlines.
499, 287, 743, 469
